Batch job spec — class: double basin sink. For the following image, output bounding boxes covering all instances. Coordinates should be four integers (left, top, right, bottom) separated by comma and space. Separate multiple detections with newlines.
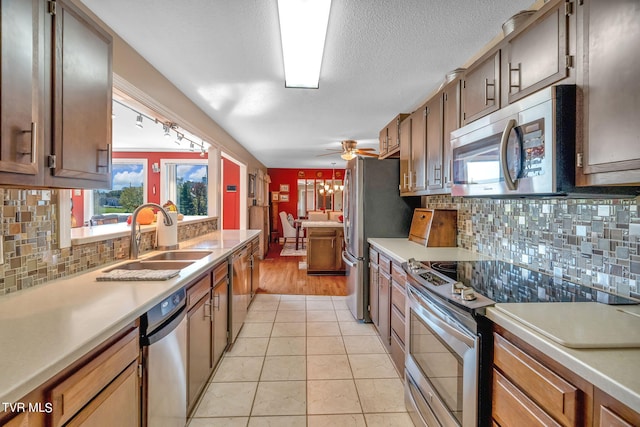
103, 250, 213, 273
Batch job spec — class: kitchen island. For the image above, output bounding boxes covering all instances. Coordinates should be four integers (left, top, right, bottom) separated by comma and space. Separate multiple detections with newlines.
0, 229, 259, 423
301, 220, 345, 274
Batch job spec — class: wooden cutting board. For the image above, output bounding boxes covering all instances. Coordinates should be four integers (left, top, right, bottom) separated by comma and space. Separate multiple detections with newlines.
408, 208, 457, 246
494, 302, 640, 348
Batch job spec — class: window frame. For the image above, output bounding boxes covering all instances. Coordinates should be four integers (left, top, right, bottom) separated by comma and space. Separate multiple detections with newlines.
160, 158, 209, 216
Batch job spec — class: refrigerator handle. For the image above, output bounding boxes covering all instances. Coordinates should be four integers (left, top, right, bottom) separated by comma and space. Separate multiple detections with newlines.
342, 251, 357, 268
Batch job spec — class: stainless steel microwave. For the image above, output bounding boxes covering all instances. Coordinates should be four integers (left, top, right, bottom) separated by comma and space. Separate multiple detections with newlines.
451, 85, 578, 197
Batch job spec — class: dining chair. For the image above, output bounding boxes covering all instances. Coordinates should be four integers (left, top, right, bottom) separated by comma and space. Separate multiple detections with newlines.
279, 211, 298, 246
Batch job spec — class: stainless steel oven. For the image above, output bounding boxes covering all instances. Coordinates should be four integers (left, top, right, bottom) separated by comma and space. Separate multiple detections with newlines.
405, 277, 481, 427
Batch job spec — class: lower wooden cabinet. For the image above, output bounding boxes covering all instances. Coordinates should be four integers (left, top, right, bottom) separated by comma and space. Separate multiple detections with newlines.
212, 263, 229, 368
594, 388, 640, 427
187, 289, 212, 413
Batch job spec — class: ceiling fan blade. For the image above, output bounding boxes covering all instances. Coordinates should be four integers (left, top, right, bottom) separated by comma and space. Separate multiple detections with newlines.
357, 151, 379, 157
356, 148, 376, 151
315, 152, 342, 157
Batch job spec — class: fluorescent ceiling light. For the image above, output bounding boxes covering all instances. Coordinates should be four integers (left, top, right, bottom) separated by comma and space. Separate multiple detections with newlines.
277, 0, 331, 89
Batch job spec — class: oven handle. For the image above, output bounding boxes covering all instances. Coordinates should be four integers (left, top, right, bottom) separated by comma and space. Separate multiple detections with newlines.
408, 286, 475, 348
500, 118, 518, 191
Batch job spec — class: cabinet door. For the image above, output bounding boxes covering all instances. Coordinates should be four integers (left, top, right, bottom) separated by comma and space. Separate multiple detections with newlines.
462, 50, 500, 125
0, 0, 42, 185
425, 97, 443, 191
213, 280, 229, 368
188, 293, 212, 413
48, 0, 112, 188
387, 115, 402, 154
308, 235, 338, 271
369, 261, 379, 326
442, 79, 461, 189
379, 127, 388, 157
399, 116, 412, 194
594, 388, 640, 427
410, 106, 427, 191
577, 0, 640, 185
378, 270, 391, 351
506, 0, 569, 103
65, 363, 139, 427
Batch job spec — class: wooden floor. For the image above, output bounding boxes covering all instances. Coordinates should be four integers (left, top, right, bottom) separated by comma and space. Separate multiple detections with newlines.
257, 242, 348, 296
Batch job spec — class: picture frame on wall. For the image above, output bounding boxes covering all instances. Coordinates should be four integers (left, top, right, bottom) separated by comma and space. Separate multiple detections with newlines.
272, 191, 279, 201
279, 193, 289, 202
248, 174, 256, 198
279, 184, 289, 193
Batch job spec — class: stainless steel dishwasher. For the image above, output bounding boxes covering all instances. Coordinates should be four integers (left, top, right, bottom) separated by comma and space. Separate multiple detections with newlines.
140, 287, 187, 427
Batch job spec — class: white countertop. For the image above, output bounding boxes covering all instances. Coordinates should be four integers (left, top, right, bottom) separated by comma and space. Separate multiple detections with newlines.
367, 237, 487, 263
487, 305, 640, 411
0, 229, 259, 405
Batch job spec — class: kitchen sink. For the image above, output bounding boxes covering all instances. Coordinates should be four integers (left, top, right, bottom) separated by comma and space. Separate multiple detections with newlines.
103, 260, 195, 272
145, 250, 213, 261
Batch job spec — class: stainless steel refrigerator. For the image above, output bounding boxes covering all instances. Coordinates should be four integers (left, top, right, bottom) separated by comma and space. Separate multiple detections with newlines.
341, 157, 419, 321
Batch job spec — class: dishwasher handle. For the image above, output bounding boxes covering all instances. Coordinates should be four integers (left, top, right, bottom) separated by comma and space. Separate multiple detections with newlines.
141, 307, 187, 347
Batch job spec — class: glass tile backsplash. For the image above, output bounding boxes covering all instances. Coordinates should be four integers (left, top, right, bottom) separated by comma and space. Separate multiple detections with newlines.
424, 195, 640, 300
0, 188, 218, 295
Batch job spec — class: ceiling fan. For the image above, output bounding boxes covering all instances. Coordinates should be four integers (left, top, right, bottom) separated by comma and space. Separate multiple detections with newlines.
318, 140, 379, 160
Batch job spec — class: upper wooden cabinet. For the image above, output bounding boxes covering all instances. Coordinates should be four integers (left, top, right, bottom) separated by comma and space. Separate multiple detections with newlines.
0, 0, 44, 187
410, 105, 427, 193
505, 0, 571, 103
576, 0, 640, 186
0, 0, 112, 189
399, 115, 412, 193
462, 50, 501, 125
442, 79, 461, 189
425, 97, 443, 192
379, 113, 409, 158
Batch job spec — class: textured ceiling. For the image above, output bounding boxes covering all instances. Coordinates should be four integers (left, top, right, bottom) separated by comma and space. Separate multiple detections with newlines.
81, 0, 533, 168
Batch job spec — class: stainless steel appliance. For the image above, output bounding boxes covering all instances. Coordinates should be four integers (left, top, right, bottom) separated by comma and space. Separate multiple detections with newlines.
450, 85, 639, 197
230, 245, 250, 343
342, 157, 419, 321
140, 287, 188, 427
403, 259, 637, 427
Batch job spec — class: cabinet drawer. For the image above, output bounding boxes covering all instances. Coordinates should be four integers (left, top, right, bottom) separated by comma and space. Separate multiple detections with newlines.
369, 247, 379, 265
600, 406, 634, 427
214, 261, 228, 286
390, 305, 405, 344
390, 330, 405, 375
378, 254, 391, 274
187, 274, 212, 310
391, 280, 405, 317
391, 262, 406, 284
493, 370, 562, 427
307, 228, 337, 237
50, 328, 139, 427
493, 333, 578, 426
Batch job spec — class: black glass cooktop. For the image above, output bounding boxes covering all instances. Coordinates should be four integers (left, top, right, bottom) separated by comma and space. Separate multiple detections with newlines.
420, 260, 637, 305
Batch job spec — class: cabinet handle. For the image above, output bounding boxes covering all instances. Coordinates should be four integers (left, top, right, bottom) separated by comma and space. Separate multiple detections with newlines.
484, 78, 495, 105
97, 144, 110, 170
213, 293, 220, 311
19, 122, 37, 165
204, 301, 213, 321
433, 165, 442, 183
509, 63, 521, 92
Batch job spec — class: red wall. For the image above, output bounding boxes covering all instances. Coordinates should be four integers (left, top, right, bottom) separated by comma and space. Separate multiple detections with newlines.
268, 168, 344, 235
222, 157, 240, 229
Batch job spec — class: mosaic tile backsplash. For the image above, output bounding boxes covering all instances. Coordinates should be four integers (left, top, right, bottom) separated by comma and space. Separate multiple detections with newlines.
0, 188, 218, 295
423, 195, 640, 300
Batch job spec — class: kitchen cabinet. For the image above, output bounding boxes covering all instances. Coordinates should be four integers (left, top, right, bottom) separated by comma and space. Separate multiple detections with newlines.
377, 255, 392, 351
491, 327, 593, 427
425, 97, 443, 192
505, 0, 571, 104
576, 0, 640, 186
409, 105, 427, 193
442, 78, 461, 189
462, 49, 501, 125
379, 113, 409, 159
49, 325, 140, 427
249, 206, 269, 258
187, 274, 212, 413
0, 0, 112, 189
0, 0, 43, 187
306, 226, 345, 274
594, 388, 640, 427
249, 236, 261, 303
389, 263, 407, 374
399, 115, 412, 193
368, 248, 379, 327
212, 261, 229, 368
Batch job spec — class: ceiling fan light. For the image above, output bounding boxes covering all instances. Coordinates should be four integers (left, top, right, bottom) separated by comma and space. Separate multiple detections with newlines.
341, 151, 355, 161
277, 0, 332, 88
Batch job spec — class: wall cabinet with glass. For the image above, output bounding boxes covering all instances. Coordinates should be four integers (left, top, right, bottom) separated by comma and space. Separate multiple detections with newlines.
0, 0, 113, 189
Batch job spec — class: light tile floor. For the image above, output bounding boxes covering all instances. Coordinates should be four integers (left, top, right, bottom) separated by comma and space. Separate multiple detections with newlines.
189, 294, 415, 427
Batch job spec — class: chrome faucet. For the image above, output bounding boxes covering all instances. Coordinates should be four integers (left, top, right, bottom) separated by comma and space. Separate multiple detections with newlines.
129, 203, 174, 259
